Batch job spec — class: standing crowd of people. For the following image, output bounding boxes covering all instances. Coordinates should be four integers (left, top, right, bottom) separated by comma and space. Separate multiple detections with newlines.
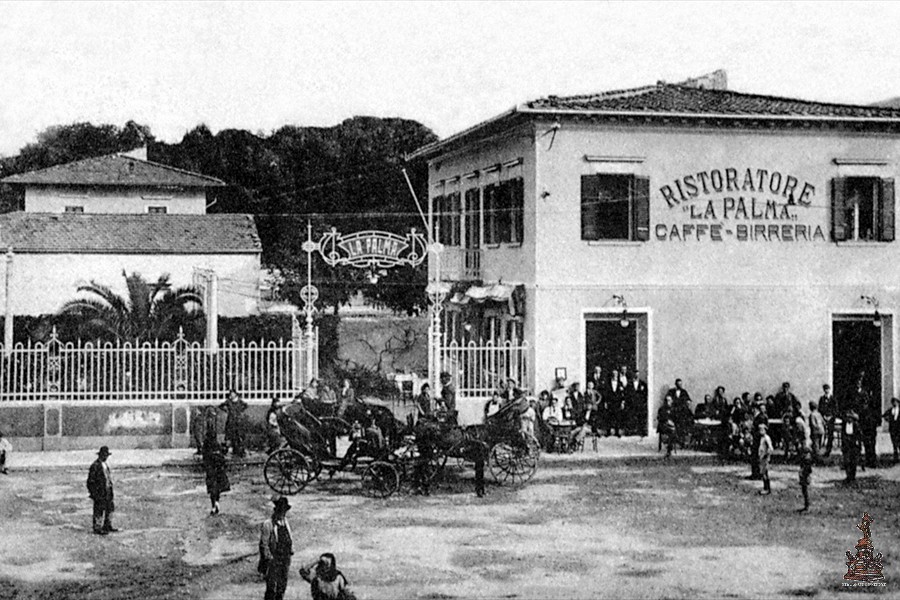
655, 374, 900, 513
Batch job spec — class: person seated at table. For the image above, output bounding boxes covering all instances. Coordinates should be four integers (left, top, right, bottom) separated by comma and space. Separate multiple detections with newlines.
723, 397, 746, 455
569, 396, 596, 449
562, 396, 575, 421
710, 386, 728, 421
542, 396, 565, 423
695, 394, 712, 419
657, 395, 677, 458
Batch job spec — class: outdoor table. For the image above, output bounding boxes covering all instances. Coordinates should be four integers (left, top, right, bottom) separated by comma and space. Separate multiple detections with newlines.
692, 418, 724, 451
548, 420, 575, 453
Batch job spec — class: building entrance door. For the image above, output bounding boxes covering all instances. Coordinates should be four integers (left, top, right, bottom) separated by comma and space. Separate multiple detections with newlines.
832, 317, 882, 412
585, 314, 648, 435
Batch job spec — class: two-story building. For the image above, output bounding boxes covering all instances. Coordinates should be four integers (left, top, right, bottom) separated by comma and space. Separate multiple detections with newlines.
413, 75, 900, 432
0, 148, 261, 317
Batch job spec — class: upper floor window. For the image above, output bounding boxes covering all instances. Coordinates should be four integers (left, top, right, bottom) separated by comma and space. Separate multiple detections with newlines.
64, 206, 84, 213
832, 177, 895, 242
581, 174, 650, 241
147, 206, 168, 214
434, 192, 460, 246
485, 177, 524, 245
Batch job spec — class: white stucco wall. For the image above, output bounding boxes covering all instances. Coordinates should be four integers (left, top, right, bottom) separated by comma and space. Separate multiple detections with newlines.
25, 185, 208, 214
428, 119, 900, 426
0, 252, 260, 317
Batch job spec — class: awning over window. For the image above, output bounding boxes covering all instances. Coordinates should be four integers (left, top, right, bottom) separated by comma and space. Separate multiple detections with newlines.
445, 283, 525, 316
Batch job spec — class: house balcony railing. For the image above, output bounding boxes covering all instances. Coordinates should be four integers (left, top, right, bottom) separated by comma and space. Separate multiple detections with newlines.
430, 247, 483, 281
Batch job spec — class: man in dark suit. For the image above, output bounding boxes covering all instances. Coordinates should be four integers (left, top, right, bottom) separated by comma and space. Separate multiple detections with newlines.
607, 369, 625, 437
626, 370, 648, 436
667, 379, 693, 446
819, 384, 838, 457
773, 382, 797, 418
883, 397, 900, 463
86, 446, 118, 535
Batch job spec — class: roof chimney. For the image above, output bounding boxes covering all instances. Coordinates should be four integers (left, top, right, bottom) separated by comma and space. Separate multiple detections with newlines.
120, 147, 148, 161
677, 70, 728, 90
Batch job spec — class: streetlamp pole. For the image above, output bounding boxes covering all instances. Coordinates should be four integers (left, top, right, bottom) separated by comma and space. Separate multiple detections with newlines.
301, 221, 319, 383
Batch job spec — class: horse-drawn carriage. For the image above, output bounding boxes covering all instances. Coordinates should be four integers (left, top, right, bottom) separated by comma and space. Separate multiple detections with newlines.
422, 397, 540, 485
263, 394, 539, 498
263, 397, 409, 498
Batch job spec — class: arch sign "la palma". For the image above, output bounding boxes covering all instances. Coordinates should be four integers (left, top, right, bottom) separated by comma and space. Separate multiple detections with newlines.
310, 228, 428, 269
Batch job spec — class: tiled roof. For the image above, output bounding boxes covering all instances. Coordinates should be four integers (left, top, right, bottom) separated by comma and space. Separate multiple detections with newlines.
0, 153, 225, 187
409, 82, 900, 160
525, 83, 900, 118
0, 213, 260, 254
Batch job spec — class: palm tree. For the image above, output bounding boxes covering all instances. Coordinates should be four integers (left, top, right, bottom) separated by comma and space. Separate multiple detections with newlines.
58, 271, 204, 342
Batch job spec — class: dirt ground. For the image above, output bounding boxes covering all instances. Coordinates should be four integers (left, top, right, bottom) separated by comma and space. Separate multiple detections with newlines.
1, 440, 898, 600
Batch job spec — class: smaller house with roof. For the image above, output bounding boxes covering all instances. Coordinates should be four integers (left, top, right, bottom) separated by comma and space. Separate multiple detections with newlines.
0, 148, 261, 318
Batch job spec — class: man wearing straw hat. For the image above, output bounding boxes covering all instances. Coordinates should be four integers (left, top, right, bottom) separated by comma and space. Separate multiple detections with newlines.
86, 446, 118, 535
259, 495, 294, 600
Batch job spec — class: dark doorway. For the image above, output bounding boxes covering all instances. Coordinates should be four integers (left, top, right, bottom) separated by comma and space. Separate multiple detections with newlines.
585, 317, 648, 436
585, 320, 637, 380
832, 318, 881, 410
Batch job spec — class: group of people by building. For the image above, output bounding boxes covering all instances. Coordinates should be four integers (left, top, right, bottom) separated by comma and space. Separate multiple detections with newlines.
655, 375, 900, 512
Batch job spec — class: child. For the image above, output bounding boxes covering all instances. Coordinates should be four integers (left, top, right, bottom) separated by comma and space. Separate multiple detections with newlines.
758, 423, 773, 495
202, 439, 230, 515
808, 400, 826, 463
0, 429, 11, 474
299, 552, 355, 600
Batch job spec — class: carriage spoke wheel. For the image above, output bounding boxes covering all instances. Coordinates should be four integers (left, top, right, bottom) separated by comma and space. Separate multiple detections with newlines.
362, 460, 400, 498
490, 442, 537, 486
264, 448, 310, 495
489, 443, 515, 484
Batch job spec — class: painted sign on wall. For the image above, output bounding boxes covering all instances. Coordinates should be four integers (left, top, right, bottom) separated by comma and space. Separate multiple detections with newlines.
655, 167, 826, 242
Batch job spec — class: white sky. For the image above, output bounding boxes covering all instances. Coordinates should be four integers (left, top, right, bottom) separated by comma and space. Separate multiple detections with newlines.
1, 1, 899, 157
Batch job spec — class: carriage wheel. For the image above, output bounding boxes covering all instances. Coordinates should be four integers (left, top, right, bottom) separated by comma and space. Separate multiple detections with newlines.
489, 442, 537, 486
264, 448, 310, 495
362, 461, 400, 498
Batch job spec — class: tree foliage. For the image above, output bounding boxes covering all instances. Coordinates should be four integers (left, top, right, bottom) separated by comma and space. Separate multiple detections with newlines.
57, 272, 204, 343
2, 116, 437, 315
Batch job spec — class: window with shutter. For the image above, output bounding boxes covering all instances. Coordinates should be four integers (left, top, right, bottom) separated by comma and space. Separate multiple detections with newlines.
633, 176, 650, 241
510, 178, 524, 244
880, 178, 895, 242
833, 176, 892, 242
495, 180, 512, 243
464, 188, 481, 249
446, 191, 461, 246
581, 175, 601, 241
831, 178, 849, 241
581, 174, 632, 240
484, 183, 498, 244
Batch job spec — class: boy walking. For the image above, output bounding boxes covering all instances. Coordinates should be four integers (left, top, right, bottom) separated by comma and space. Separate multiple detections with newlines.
808, 401, 825, 464
758, 423, 773, 495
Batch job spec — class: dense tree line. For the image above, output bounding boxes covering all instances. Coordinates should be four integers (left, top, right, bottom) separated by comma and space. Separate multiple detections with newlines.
0, 118, 437, 315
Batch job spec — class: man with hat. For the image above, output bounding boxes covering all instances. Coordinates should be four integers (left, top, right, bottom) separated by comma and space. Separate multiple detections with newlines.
86, 446, 118, 534
259, 495, 294, 600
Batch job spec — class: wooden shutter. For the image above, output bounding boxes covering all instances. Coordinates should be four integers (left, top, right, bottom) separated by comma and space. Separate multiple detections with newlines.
464, 188, 480, 249
496, 180, 512, 243
633, 175, 650, 241
831, 178, 849, 242
581, 175, 600, 240
484, 184, 496, 244
511, 178, 524, 244
447, 191, 461, 246
880, 178, 895, 242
